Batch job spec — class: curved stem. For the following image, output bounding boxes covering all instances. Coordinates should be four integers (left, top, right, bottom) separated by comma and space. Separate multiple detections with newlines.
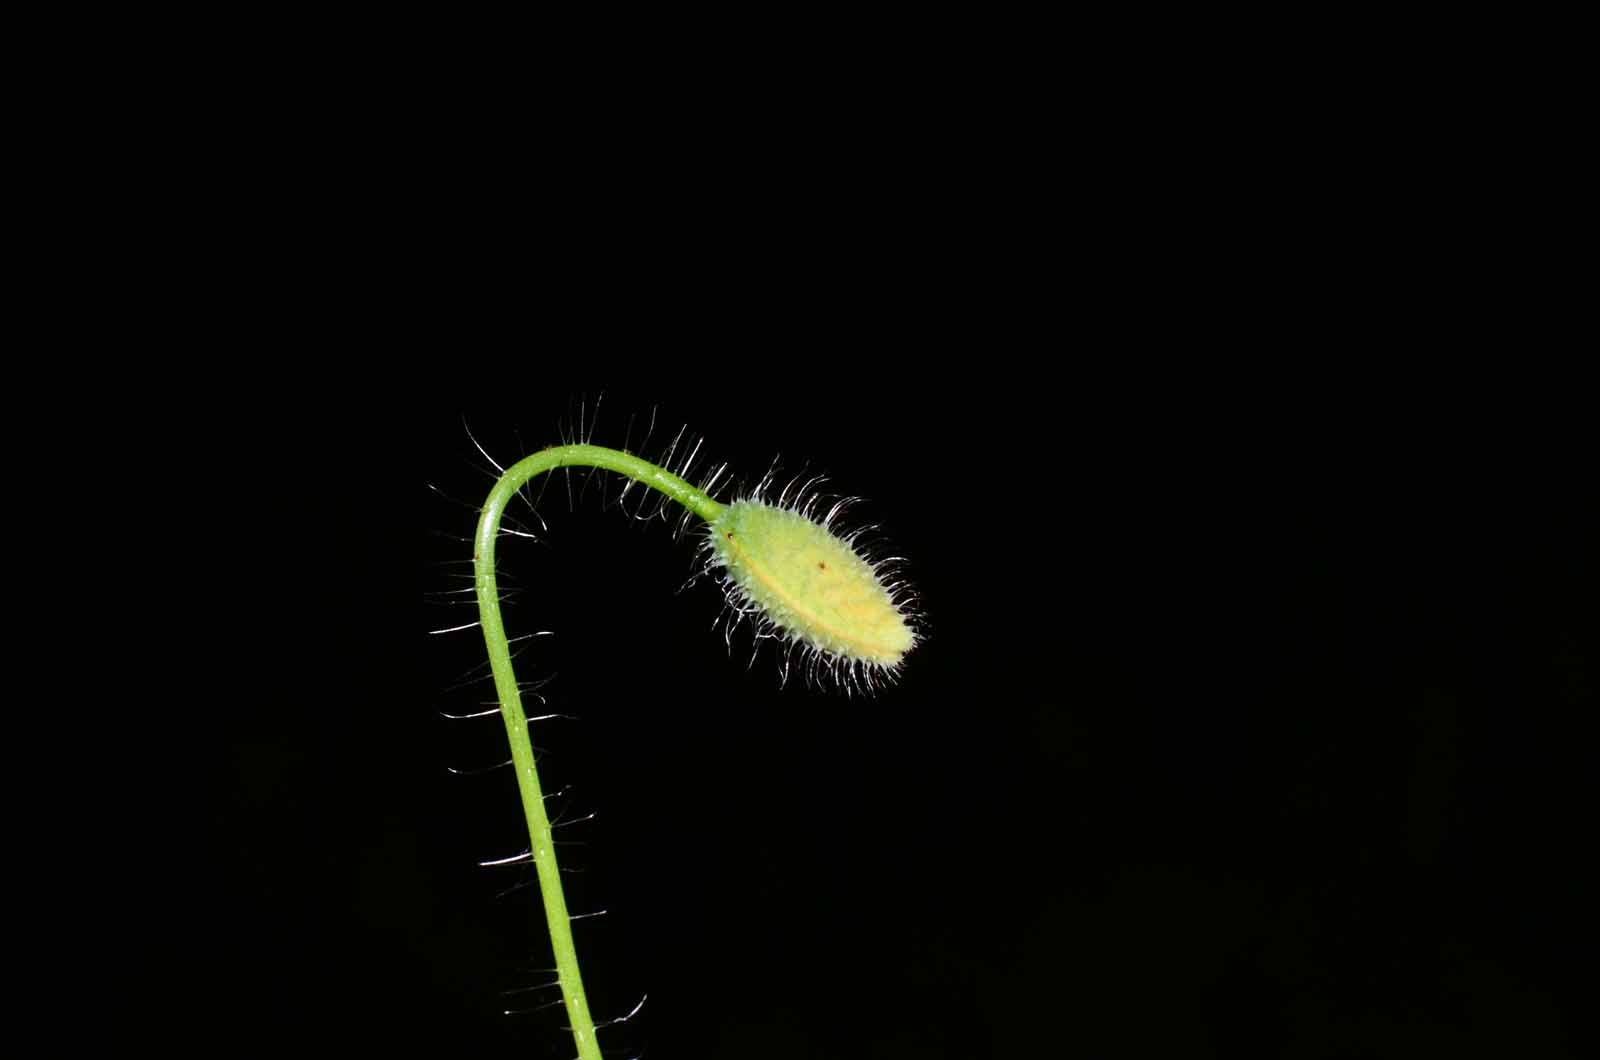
473, 445, 723, 1060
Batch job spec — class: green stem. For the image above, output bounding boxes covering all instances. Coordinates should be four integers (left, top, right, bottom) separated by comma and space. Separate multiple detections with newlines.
473, 445, 724, 1060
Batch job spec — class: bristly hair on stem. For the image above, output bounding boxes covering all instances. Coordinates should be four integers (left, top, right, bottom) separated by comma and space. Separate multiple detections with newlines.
464, 421, 923, 1060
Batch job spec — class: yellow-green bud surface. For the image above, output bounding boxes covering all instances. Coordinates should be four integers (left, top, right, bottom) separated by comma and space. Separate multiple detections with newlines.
709, 500, 916, 668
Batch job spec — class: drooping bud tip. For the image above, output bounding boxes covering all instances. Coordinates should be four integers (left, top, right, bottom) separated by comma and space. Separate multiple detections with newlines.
707, 500, 917, 671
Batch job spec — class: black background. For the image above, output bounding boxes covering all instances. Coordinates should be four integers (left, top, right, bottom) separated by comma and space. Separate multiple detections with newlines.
96, 75, 1591, 1057
184, 367, 1590, 1059
24, 16, 1588, 1054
